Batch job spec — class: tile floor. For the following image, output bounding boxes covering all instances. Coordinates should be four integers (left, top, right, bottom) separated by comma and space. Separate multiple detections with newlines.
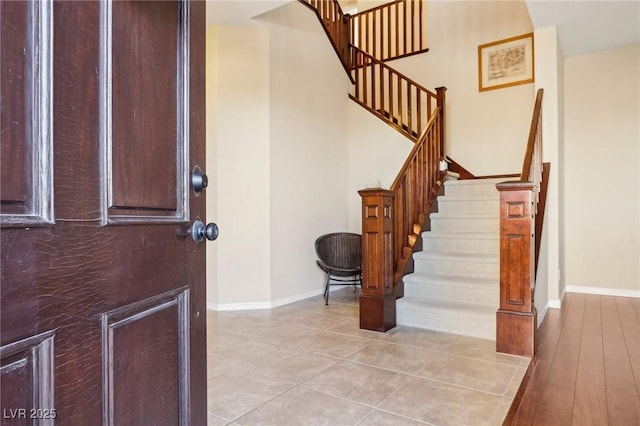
207, 287, 530, 426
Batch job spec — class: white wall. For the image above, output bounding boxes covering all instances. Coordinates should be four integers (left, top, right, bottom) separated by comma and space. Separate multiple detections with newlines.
206, 2, 351, 308
563, 44, 640, 296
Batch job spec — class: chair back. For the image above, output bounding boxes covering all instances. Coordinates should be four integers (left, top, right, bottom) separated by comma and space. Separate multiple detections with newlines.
315, 233, 362, 269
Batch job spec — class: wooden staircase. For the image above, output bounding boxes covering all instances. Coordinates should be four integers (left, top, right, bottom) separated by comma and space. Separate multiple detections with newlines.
301, 0, 549, 356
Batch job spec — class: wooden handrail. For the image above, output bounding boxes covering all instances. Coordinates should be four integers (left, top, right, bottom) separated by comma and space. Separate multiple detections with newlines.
521, 88, 544, 183
349, 46, 437, 142
520, 88, 545, 273
351, 0, 428, 62
299, 0, 353, 81
389, 97, 445, 288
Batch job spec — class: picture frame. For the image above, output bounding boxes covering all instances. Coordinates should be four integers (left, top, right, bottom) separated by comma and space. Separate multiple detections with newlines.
478, 33, 534, 92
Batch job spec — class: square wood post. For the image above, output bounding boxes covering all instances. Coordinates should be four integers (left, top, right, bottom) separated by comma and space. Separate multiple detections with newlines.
496, 182, 537, 357
358, 189, 396, 332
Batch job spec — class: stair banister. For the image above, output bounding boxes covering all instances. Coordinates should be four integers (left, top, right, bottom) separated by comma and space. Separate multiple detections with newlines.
359, 87, 446, 332
350, 0, 428, 62
350, 46, 437, 143
299, 0, 353, 80
495, 88, 549, 357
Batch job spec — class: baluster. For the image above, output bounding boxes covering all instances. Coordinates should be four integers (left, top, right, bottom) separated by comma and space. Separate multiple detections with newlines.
407, 83, 412, 139
416, 89, 422, 136
380, 65, 385, 114
389, 70, 394, 121
397, 76, 403, 133
395, 2, 399, 58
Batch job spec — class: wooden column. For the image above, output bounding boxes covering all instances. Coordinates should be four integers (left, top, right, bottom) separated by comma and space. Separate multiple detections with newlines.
496, 182, 537, 357
358, 189, 396, 332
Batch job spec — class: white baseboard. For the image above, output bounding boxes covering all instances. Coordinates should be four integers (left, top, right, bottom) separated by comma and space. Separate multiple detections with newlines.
566, 285, 640, 298
537, 301, 549, 328
207, 287, 332, 311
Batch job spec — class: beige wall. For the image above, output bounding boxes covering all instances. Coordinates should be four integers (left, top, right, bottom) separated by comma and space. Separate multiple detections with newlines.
206, 2, 351, 308
389, 0, 535, 176
533, 26, 565, 322
563, 44, 640, 295
206, 26, 272, 308
264, 2, 351, 302
347, 103, 414, 232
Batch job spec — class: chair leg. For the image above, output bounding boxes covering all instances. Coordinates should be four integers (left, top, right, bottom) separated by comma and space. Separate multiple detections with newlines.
324, 273, 330, 305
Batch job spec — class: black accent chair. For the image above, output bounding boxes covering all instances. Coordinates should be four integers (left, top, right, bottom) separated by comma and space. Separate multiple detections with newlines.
314, 233, 362, 305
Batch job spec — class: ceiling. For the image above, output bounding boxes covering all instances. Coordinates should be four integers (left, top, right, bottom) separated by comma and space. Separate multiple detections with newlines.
206, 1, 640, 57
525, 0, 640, 57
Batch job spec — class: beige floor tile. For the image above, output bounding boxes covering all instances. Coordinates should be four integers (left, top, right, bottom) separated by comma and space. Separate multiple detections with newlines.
293, 331, 372, 358
348, 341, 437, 375
270, 310, 352, 331
244, 347, 339, 384
321, 302, 360, 318
379, 325, 462, 351
208, 312, 266, 336
379, 377, 502, 426
208, 340, 280, 375
417, 353, 517, 395
207, 413, 229, 426
505, 367, 527, 397
234, 387, 371, 426
487, 396, 515, 426
239, 322, 322, 347
207, 370, 292, 421
327, 318, 384, 340
301, 360, 410, 406
444, 335, 527, 366
358, 410, 428, 425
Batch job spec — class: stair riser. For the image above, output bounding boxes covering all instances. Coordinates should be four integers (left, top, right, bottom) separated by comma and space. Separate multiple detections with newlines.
421, 237, 498, 255
413, 258, 499, 278
443, 184, 500, 198
397, 305, 496, 340
437, 199, 499, 215
430, 218, 499, 233
403, 282, 498, 305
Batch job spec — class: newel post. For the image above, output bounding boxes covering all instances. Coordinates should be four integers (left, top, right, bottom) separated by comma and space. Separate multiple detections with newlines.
358, 189, 396, 332
495, 182, 537, 357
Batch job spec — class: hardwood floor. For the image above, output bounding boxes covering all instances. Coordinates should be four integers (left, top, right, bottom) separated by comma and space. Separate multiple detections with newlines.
505, 293, 640, 425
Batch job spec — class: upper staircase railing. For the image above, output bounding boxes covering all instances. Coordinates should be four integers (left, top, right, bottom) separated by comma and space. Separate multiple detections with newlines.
495, 88, 549, 357
299, 0, 352, 78
350, 46, 437, 142
351, 0, 428, 62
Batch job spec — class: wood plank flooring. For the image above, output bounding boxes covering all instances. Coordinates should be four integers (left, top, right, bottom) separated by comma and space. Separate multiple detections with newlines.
506, 293, 640, 425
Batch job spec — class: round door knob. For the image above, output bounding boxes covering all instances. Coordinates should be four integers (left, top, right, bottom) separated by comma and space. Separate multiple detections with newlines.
190, 219, 219, 244
192, 169, 208, 193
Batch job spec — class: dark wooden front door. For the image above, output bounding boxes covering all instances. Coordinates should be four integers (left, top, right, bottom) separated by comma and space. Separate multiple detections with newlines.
1, 1, 207, 424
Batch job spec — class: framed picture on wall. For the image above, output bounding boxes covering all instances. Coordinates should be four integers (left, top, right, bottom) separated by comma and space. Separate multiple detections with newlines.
478, 33, 534, 92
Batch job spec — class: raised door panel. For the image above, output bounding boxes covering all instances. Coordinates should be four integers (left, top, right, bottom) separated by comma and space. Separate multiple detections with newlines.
104, 0, 189, 223
0, 1, 53, 226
